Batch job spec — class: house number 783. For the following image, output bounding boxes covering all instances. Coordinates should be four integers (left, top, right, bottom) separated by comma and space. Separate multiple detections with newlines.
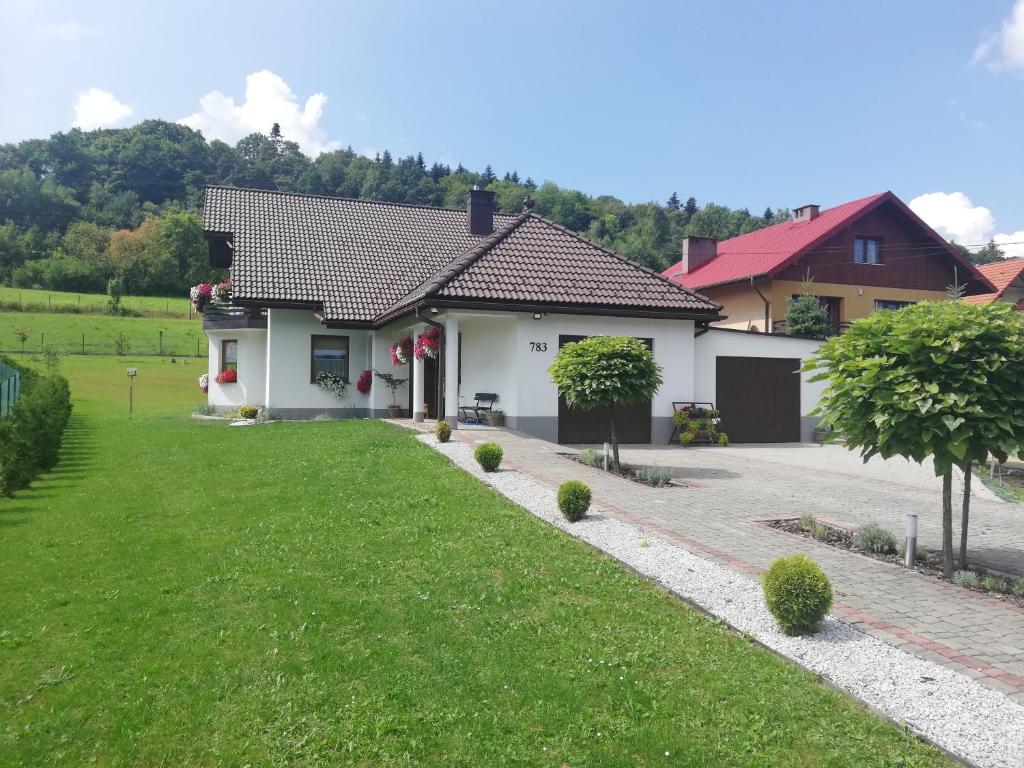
529, 342, 548, 352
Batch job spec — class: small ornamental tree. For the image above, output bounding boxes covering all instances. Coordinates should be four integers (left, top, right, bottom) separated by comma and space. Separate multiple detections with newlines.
549, 336, 663, 472
806, 301, 1024, 578
786, 280, 830, 338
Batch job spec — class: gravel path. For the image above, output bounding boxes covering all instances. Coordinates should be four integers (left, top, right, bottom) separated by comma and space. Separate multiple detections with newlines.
420, 434, 1024, 768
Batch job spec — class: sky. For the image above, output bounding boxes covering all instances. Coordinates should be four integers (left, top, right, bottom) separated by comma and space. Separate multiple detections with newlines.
1, 0, 1023, 254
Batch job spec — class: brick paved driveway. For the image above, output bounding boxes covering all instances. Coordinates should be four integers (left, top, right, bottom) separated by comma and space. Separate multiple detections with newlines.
429, 423, 1024, 703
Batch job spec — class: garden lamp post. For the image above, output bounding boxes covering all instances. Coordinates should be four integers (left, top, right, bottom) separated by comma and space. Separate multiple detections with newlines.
126, 367, 137, 418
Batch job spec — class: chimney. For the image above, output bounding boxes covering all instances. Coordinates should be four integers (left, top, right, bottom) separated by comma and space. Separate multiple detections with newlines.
680, 236, 718, 274
793, 203, 820, 222
466, 187, 496, 235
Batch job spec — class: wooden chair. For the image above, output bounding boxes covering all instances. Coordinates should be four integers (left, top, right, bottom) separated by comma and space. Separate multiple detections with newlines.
459, 393, 498, 424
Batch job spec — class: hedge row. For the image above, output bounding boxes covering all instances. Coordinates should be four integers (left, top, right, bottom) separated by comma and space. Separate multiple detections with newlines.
0, 356, 72, 496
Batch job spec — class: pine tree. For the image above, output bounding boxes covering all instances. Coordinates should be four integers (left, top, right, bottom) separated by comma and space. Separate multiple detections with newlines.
683, 196, 698, 221
455, 163, 467, 175
666, 192, 681, 210
786, 279, 831, 337
523, 177, 536, 190
380, 150, 393, 169
270, 122, 282, 140
509, 170, 520, 184
763, 206, 774, 223
480, 164, 496, 185
415, 151, 425, 170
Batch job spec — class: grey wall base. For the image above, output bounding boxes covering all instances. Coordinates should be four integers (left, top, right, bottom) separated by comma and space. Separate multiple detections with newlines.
800, 415, 822, 443
249, 407, 374, 420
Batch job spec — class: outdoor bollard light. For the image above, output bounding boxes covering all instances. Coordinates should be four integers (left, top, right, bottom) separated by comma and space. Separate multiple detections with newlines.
603, 442, 610, 471
126, 367, 137, 418
904, 513, 918, 568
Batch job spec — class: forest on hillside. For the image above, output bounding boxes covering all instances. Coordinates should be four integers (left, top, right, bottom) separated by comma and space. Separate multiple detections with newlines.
0, 120, 1004, 298
0, 120, 794, 297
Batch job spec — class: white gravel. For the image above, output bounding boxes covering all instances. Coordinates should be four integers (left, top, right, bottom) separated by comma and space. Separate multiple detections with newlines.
421, 433, 1024, 768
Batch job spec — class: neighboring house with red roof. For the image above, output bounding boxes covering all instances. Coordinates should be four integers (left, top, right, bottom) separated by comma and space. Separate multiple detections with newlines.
962, 259, 1024, 308
199, 186, 828, 443
662, 191, 994, 334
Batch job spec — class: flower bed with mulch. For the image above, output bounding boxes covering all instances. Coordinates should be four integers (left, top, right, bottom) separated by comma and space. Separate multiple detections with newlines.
559, 453, 691, 488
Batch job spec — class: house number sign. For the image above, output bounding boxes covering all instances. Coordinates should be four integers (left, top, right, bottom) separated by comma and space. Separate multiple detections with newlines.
529, 341, 548, 352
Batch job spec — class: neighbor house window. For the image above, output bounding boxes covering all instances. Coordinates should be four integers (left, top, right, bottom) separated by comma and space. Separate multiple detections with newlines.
221, 339, 238, 373
874, 299, 913, 311
310, 335, 349, 382
854, 236, 882, 264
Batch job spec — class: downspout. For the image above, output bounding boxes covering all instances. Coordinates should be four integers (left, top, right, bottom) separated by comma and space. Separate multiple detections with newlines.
751, 276, 771, 333
416, 305, 445, 420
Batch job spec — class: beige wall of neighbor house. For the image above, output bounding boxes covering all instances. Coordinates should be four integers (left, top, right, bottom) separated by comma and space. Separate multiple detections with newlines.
693, 328, 826, 441
701, 281, 774, 332
769, 280, 949, 324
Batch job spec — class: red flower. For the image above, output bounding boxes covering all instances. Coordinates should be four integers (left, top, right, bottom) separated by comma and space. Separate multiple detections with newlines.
356, 368, 373, 395
215, 369, 238, 384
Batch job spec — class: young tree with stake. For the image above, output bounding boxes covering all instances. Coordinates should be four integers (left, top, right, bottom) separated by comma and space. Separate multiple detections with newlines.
549, 336, 663, 472
807, 301, 1024, 578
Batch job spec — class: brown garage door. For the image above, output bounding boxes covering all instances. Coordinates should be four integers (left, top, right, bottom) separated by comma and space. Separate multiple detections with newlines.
557, 335, 652, 444
716, 357, 800, 443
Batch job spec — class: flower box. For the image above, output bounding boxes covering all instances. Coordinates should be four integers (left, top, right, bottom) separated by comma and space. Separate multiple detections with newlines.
214, 369, 237, 384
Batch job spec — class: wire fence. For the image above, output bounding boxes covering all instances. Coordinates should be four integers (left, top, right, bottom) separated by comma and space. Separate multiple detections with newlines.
0, 359, 21, 417
0, 331, 208, 358
0, 293, 194, 319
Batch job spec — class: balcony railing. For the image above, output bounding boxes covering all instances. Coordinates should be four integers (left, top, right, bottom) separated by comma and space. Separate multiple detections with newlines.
202, 305, 268, 330
770, 320, 849, 338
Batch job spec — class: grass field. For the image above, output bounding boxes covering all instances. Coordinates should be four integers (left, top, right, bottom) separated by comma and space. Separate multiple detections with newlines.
0, 356, 950, 766
0, 285, 192, 318
0, 311, 206, 357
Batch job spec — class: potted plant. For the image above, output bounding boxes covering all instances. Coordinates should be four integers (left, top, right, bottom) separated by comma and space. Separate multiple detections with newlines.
214, 369, 237, 384
189, 282, 213, 314
356, 368, 373, 395
315, 372, 347, 399
198, 373, 209, 394
486, 409, 505, 427
391, 336, 414, 366
414, 327, 441, 360
374, 371, 408, 417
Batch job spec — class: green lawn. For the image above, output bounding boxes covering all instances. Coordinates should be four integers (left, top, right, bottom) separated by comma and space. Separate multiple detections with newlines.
0, 356, 949, 767
0, 311, 206, 357
0, 285, 192, 318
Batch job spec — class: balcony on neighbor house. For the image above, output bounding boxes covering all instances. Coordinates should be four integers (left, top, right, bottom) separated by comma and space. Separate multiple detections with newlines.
770, 319, 850, 338
202, 305, 268, 331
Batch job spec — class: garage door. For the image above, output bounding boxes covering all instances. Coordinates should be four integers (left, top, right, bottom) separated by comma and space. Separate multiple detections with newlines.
716, 357, 800, 443
557, 335, 652, 444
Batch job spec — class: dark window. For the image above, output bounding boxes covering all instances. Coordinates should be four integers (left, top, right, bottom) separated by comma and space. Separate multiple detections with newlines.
874, 299, 913, 311
854, 236, 882, 264
311, 335, 349, 382
221, 339, 238, 373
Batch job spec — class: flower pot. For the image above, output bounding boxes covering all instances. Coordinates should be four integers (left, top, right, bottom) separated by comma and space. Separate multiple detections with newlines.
486, 411, 505, 427
387, 404, 403, 418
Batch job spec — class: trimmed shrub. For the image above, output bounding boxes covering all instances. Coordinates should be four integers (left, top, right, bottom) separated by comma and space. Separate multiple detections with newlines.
238, 405, 259, 420
0, 356, 73, 497
762, 555, 833, 635
475, 443, 503, 472
558, 480, 591, 522
435, 420, 452, 443
853, 523, 898, 555
952, 570, 978, 588
717, 432, 729, 447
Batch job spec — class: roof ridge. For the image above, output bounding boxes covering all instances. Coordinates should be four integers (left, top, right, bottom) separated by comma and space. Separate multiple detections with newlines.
523, 212, 722, 308
203, 184, 521, 218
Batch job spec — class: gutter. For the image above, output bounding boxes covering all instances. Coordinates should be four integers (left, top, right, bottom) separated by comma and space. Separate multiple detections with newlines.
750, 276, 771, 333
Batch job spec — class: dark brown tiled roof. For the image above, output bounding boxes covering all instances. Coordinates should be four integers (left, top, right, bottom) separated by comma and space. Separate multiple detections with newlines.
203, 185, 720, 324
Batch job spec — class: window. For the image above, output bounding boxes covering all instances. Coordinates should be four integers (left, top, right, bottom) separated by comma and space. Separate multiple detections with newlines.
310, 335, 349, 382
874, 299, 913, 311
854, 236, 882, 264
221, 339, 238, 373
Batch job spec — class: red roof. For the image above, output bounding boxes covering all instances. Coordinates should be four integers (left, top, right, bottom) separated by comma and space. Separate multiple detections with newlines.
968, 259, 1024, 303
662, 191, 989, 292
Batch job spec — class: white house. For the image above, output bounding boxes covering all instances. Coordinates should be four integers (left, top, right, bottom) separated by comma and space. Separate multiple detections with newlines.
201, 185, 823, 443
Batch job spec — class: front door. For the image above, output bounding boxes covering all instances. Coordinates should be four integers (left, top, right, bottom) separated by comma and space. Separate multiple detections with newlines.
406, 356, 440, 418
556, 335, 652, 444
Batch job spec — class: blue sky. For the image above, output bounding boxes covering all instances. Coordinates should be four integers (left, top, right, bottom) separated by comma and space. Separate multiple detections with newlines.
2, 0, 1023, 250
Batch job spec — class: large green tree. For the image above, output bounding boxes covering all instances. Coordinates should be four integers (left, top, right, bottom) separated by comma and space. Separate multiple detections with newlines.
807, 301, 1024, 577
549, 336, 663, 471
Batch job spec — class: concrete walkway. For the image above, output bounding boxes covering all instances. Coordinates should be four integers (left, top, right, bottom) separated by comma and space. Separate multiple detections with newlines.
413, 421, 1024, 703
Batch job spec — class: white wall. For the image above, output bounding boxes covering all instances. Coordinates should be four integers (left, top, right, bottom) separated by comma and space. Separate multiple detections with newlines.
207, 329, 267, 408
510, 313, 695, 420
694, 328, 825, 428
370, 320, 420, 413
456, 315, 517, 415
264, 309, 372, 412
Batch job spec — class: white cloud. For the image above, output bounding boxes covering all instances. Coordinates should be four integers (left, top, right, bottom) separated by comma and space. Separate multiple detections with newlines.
33, 21, 96, 43
993, 231, 1024, 258
973, 0, 1024, 72
909, 192, 995, 245
72, 87, 133, 130
179, 70, 340, 156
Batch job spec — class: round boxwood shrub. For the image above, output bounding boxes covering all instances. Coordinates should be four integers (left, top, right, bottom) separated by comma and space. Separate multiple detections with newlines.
239, 405, 259, 420
762, 554, 833, 635
435, 420, 452, 443
558, 480, 591, 522
475, 442, 503, 472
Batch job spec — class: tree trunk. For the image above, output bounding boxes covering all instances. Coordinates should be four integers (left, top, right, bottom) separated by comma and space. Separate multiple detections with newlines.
942, 469, 954, 579
960, 464, 971, 570
608, 404, 620, 472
